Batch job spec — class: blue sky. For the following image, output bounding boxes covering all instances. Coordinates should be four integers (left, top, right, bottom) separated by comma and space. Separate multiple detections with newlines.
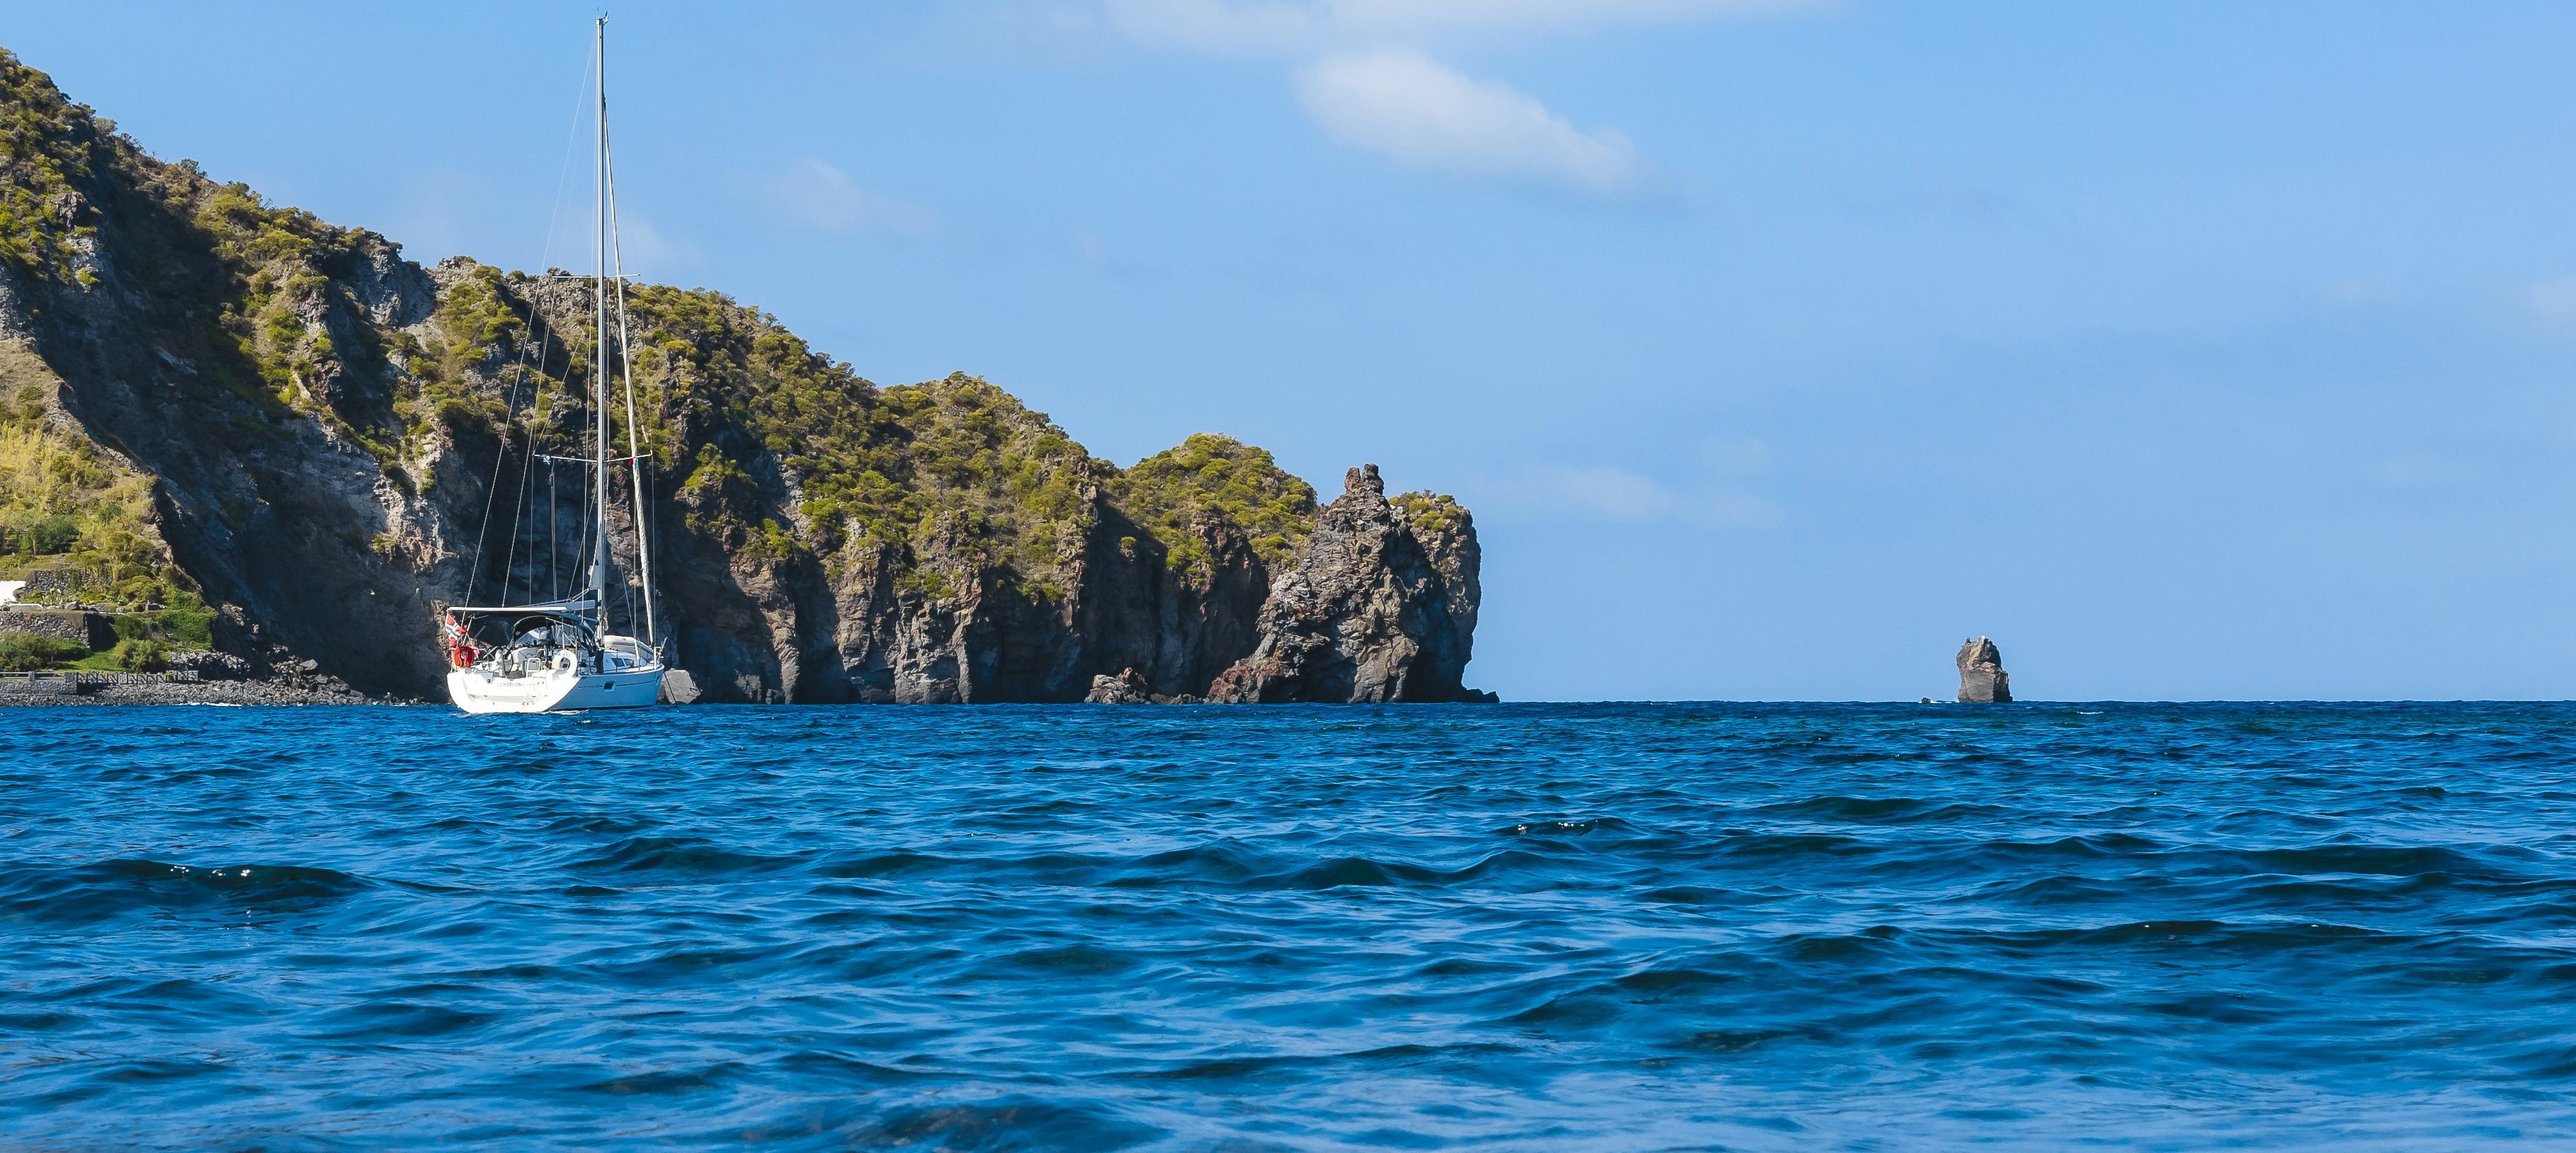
10, 1, 2576, 700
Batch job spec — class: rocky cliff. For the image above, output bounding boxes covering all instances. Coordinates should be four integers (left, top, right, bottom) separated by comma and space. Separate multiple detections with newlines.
0, 49, 1487, 704
1205, 465, 1482, 703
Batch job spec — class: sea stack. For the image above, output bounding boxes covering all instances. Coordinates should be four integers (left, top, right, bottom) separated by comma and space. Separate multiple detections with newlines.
1956, 637, 2012, 703
1204, 464, 1483, 703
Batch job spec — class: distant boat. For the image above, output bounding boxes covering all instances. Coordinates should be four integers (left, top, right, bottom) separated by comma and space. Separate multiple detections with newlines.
442, 18, 663, 715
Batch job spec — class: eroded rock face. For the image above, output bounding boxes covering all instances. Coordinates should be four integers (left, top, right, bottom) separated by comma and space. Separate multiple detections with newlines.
1957, 637, 2012, 703
693, 492, 1282, 706
1206, 465, 1484, 704
2, 188, 460, 696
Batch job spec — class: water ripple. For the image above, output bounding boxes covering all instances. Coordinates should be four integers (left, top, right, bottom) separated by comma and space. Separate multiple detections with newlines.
4, 702, 2575, 1148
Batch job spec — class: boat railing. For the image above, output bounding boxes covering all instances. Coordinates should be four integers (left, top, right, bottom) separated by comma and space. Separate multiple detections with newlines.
0, 671, 190, 693
600, 634, 653, 670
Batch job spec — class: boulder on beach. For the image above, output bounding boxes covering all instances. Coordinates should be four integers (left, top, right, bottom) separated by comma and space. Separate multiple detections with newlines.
659, 670, 703, 705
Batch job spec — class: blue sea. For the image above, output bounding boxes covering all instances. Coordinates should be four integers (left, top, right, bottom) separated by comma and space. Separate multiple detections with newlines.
5, 703, 2575, 1149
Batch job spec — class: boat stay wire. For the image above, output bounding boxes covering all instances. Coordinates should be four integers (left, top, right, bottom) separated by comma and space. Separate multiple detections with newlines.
451, 19, 659, 659
602, 81, 658, 649
463, 292, 559, 608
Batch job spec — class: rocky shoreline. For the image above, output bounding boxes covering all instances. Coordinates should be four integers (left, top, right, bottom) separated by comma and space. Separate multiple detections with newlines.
0, 674, 394, 707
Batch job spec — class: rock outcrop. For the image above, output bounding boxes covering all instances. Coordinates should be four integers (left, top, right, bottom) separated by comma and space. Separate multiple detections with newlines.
1205, 465, 1486, 704
1084, 668, 1152, 704
1956, 636, 2012, 703
0, 50, 1484, 705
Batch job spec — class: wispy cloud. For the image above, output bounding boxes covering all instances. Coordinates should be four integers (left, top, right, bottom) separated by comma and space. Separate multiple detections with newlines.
764, 159, 937, 237
1696, 437, 1772, 477
1502, 442, 1784, 530
609, 210, 696, 276
1549, 465, 1681, 519
1295, 50, 1652, 197
1065, 224, 1171, 279
2530, 276, 2576, 328
1105, 0, 1822, 53
1092, 0, 1815, 200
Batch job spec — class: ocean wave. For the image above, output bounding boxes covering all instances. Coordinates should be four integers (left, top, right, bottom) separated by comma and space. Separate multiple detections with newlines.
565, 836, 803, 877
839, 1098, 1166, 1153
0, 858, 370, 925
12, 703, 2576, 1147
1751, 795, 2010, 824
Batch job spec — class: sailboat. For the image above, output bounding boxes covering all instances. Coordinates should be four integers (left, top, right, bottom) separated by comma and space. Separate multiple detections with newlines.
441, 18, 665, 714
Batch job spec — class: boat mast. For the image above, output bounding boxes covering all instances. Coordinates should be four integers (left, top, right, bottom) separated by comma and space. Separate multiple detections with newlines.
603, 112, 657, 649
588, 15, 612, 619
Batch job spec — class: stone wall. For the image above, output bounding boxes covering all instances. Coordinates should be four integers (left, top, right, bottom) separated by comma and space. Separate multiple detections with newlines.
19, 570, 77, 603
0, 608, 113, 650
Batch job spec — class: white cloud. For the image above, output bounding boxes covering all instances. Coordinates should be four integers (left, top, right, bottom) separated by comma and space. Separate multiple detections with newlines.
1069, 225, 1114, 266
2316, 278, 2396, 307
607, 211, 695, 276
1065, 224, 1167, 278
1093, 0, 1818, 199
2371, 450, 2482, 492
1696, 436, 1772, 477
1106, 0, 1821, 52
1549, 466, 1679, 519
1686, 487, 1784, 530
1294, 50, 1650, 195
1106, 0, 1317, 51
765, 159, 936, 237
2531, 276, 2576, 328
1511, 462, 1783, 529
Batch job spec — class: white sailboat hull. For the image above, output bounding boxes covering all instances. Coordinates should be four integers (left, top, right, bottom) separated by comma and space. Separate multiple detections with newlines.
448, 664, 665, 714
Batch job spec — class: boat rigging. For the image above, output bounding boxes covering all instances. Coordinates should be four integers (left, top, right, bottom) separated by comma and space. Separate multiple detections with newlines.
441, 16, 666, 714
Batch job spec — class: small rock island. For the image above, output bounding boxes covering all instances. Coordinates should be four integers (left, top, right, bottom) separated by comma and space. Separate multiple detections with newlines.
1956, 636, 2012, 703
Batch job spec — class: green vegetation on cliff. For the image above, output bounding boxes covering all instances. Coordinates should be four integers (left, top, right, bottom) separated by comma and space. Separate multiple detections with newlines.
1392, 490, 1465, 536
620, 284, 1103, 589
1, 50, 411, 453
0, 55, 166, 601
861, 374, 1098, 586
187, 176, 424, 462
0, 47, 1344, 618
397, 263, 1312, 603
1111, 433, 1317, 574
0, 632, 80, 671
0, 50, 98, 278
0, 344, 191, 607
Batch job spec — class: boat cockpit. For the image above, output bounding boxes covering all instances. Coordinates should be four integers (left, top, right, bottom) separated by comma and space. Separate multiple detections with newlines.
443, 606, 653, 678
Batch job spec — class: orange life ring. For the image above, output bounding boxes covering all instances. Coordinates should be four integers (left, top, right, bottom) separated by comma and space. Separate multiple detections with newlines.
450, 644, 475, 669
